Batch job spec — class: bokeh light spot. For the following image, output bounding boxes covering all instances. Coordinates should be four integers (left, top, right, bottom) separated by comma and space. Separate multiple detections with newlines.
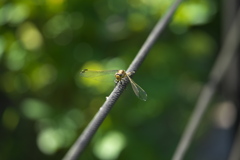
214, 102, 236, 129
171, 1, 216, 33
93, 131, 126, 160
7, 3, 29, 25
21, 98, 52, 120
0, 3, 29, 26
6, 42, 26, 71
37, 128, 62, 155
18, 22, 43, 51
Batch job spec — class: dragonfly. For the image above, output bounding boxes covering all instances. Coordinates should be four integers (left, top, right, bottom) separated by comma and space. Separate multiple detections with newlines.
80, 69, 147, 101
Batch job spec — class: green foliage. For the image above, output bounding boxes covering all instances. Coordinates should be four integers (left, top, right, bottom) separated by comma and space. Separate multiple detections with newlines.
0, 0, 218, 159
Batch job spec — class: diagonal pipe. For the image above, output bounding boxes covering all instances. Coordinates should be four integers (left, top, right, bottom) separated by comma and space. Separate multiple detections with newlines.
63, 0, 183, 159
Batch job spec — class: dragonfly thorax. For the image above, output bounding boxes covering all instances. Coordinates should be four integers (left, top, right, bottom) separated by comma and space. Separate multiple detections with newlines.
115, 70, 127, 82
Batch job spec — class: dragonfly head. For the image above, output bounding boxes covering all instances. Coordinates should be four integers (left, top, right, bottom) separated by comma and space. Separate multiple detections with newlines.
80, 69, 88, 74
115, 70, 126, 82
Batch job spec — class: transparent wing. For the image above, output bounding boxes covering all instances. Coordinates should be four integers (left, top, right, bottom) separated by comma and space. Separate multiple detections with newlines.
126, 74, 147, 101
80, 69, 118, 78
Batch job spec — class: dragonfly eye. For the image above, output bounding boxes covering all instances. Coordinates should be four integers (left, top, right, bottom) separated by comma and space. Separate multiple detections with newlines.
115, 74, 121, 80
81, 69, 88, 73
115, 73, 122, 76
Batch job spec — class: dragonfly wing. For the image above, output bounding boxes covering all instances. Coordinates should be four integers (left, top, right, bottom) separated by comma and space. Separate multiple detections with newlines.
80, 69, 118, 78
126, 75, 147, 101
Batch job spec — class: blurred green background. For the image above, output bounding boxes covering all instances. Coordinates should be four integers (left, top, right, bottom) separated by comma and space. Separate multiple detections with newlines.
0, 0, 220, 159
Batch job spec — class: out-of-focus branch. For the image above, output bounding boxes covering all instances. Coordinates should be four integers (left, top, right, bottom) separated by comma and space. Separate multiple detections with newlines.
172, 8, 240, 160
228, 119, 240, 160
62, 0, 183, 160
